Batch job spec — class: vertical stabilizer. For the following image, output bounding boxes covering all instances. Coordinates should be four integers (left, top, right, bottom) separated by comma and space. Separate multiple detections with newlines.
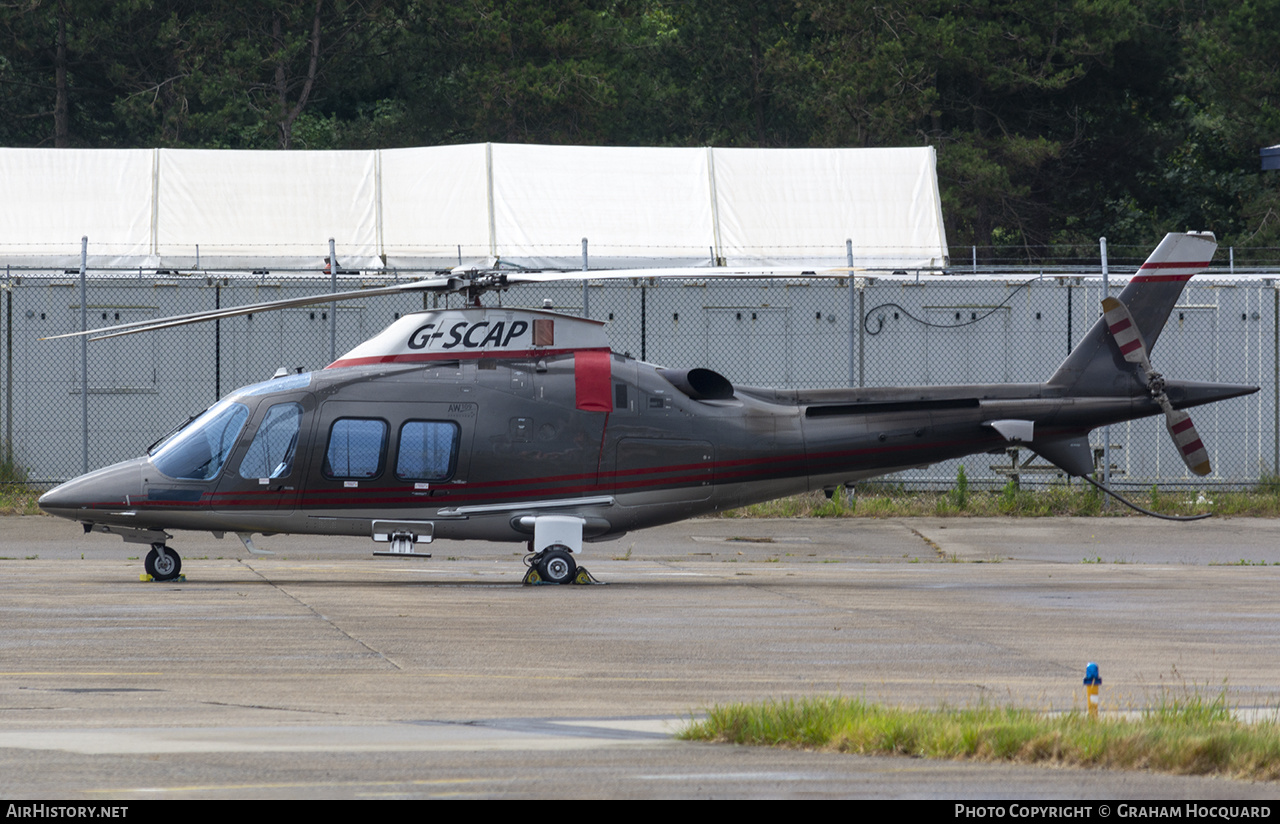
1048, 232, 1217, 394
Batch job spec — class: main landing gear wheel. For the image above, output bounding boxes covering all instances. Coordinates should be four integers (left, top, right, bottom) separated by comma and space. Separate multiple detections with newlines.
145, 543, 182, 581
524, 546, 594, 585
537, 547, 577, 584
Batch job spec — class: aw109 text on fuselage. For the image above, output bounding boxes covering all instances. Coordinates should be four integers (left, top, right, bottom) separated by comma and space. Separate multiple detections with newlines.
38, 233, 1258, 585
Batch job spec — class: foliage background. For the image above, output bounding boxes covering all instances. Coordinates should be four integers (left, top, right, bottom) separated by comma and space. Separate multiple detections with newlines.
2, 0, 1277, 252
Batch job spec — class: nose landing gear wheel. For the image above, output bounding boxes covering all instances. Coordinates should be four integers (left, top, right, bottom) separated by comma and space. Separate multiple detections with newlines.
145, 544, 182, 581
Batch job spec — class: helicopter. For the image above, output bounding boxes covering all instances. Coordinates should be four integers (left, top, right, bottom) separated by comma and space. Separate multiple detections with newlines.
38, 231, 1257, 585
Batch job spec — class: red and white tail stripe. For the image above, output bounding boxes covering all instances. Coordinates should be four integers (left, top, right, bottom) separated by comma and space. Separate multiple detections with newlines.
1131, 231, 1216, 282
1101, 297, 1147, 364
1166, 410, 1211, 476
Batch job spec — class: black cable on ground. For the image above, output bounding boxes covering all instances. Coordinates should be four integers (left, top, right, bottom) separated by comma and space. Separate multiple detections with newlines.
1080, 474, 1212, 522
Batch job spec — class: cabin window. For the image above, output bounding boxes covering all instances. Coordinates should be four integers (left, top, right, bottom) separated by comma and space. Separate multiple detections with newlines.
324, 418, 388, 479
152, 399, 249, 481
396, 421, 460, 480
239, 403, 303, 479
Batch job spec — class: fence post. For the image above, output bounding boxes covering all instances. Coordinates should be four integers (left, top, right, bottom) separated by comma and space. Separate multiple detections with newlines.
847, 239, 858, 387
1100, 237, 1110, 506
329, 238, 337, 363
1066, 277, 1073, 355
4, 264, 11, 469
640, 284, 647, 362
858, 286, 866, 388
80, 236, 88, 474
581, 237, 589, 319
214, 280, 221, 401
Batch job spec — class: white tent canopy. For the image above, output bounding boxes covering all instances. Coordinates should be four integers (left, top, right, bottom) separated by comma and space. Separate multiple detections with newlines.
0, 144, 948, 272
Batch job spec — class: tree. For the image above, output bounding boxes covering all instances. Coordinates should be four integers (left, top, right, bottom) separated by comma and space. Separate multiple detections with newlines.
780, 0, 936, 149
1177, 0, 1280, 248
108, 0, 391, 148
922, 0, 1147, 249
0, 0, 131, 147
385, 0, 648, 146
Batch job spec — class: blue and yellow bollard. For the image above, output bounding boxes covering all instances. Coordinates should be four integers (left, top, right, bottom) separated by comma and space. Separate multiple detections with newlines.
1083, 662, 1102, 719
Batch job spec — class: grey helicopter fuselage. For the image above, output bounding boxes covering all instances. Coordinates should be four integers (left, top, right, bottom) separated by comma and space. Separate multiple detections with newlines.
36, 232, 1261, 582
39, 305, 1248, 546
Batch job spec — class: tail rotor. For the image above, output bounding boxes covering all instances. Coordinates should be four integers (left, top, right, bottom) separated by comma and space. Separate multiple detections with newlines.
1102, 296, 1211, 476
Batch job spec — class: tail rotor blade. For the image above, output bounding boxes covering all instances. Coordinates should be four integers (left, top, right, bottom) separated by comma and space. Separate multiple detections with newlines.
1166, 409, 1212, 476
1101, 296, 1152, 371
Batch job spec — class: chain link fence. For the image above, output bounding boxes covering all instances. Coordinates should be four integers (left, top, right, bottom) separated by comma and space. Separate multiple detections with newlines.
3, 263, 1276, 492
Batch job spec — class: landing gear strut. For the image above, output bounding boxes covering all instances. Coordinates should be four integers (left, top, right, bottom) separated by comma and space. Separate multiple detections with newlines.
519, 515, 602, 585
144, 543, 182, 581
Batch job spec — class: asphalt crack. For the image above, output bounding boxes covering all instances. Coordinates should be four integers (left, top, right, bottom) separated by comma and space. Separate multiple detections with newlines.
238, 560, 403, 671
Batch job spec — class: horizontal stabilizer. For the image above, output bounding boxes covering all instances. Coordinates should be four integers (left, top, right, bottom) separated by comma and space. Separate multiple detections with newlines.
1029, 436, 1095, 477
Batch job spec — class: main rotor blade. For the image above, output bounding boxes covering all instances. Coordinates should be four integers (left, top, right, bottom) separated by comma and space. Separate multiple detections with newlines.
502, 265, 862, 287
43, 264, 868, 343
41, 275, 459, 342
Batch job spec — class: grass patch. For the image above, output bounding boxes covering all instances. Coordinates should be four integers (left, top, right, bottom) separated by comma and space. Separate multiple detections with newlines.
680, 694, 1280, 780
0, 447, 41, 516
0, 487, 40, 515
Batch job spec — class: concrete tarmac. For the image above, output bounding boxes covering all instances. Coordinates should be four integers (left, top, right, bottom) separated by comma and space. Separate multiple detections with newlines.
2, 514, 1278, 799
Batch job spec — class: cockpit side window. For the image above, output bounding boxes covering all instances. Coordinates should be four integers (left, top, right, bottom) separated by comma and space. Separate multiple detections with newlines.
239, 403, 304, 479
324, 418, 388, 479
152, 400, 249, 481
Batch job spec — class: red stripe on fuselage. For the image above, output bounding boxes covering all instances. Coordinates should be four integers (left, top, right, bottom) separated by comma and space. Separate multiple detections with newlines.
122, 434, 998, 513
327, 346, 610, 369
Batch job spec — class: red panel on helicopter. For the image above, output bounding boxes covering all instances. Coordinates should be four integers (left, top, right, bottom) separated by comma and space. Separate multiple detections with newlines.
575, 349, 613, 412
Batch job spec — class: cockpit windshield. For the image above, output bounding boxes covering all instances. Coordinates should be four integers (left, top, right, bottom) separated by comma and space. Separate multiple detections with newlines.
150, 398, 249, 481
